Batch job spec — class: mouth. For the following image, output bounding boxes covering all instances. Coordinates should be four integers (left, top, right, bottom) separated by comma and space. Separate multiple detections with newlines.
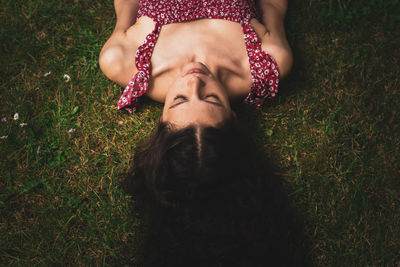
185, 68, 206, 76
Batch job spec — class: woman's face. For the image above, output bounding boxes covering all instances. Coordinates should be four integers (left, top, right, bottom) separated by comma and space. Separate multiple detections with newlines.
161, 63, 233, 127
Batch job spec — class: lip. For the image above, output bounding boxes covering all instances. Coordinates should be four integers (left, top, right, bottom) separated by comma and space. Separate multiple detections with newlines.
185, 68, 206, 76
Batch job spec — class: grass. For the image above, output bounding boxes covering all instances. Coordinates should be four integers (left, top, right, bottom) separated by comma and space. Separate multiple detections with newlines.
1, 0, 399, 265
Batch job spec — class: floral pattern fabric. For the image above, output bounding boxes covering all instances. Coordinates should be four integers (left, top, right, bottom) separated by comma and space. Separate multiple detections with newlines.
118, 0, 279, 113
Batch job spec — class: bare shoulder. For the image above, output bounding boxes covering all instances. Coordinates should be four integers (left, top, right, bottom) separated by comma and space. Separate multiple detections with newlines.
251, 0, 292, 77
250, 19, 292, 78
99, 17, 158, 86
99, 25, 142, 86
261, 31, 293, 78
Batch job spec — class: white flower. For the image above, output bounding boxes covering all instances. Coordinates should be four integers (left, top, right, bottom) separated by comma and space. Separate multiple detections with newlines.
63, 74, 71, 82
44, 71, 52, 77
1, 116, 6, 122
13, 113, 19, 120
0, 135, 8, 139
68, 128, 76, 133
19, 122, 28, 127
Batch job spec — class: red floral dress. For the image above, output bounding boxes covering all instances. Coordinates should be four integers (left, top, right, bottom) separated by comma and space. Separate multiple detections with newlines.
117, 0, 279, 113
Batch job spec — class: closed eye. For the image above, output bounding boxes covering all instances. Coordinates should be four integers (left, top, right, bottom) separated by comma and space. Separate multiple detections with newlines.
169, 95, 188, 109
203, 94, 222, 106
168, 94, 223, 109
174, 95, 188, 101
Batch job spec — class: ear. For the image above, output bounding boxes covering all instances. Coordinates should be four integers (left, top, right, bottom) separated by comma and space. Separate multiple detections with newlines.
231, 110, 239, 127
232, 110, 237, 120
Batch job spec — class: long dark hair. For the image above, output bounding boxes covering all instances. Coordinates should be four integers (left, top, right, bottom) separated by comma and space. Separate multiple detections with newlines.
125, 120, 307, 266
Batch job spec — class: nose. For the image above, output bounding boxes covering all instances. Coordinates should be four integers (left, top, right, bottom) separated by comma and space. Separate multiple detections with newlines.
186, 76, 205, 99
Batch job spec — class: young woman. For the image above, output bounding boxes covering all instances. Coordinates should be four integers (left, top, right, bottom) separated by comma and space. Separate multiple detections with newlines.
100, 1, 304, 265
99, 0, 292, 123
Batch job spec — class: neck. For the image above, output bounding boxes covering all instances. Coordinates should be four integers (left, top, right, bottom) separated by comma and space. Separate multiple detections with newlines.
151, 52, 243, 86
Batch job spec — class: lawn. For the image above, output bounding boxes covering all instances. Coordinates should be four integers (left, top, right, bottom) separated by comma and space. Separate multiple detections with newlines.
1, 0, 399, 265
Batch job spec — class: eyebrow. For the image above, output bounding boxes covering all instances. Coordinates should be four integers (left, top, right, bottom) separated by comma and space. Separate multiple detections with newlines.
168, 95, 223, 110
169, 95, 188, 109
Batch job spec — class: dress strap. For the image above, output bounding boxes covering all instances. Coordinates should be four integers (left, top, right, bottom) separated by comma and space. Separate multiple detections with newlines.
241, 22, 279, 108
117, 22, 162, 113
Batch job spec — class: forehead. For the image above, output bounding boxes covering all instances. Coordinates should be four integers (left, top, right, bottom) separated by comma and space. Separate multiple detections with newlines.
162, 102, 230, 127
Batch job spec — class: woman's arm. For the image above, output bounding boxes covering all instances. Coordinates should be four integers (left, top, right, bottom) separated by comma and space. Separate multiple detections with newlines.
257, 0, 293, 77
113, 0, 140, 33
258, 0, 287, 34
99, 0, 140, 86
